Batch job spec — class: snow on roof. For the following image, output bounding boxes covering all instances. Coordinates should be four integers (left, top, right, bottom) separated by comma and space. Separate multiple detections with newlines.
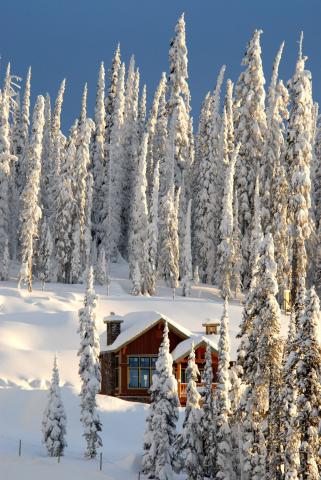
171, 335, 218, 362
100, 310, 191, 352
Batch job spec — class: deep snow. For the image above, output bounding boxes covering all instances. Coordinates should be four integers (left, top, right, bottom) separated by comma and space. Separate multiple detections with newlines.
0, 261, 289, 479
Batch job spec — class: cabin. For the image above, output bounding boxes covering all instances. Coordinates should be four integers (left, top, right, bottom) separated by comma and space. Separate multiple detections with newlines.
99, 311, 219, 404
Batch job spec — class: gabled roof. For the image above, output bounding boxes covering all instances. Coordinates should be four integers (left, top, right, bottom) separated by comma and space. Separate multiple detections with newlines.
171, 335, 218, 362
100, 310, 191, 353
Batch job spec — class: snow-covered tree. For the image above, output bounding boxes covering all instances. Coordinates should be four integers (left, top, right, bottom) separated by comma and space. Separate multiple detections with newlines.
37, 217, 53, 289
285, 33, 313, 314
18, 95, 45, 291
217, 144, 239, 299
0, 64, 15, 280
142, 322, 179, 479
295, 287, 321, 478
248, 176, 263, 281
42, 355, 67, 457
200, 342, 216, 477
15, 66, 31, 194
182, 199, 192, 297
95, 245, 107, 285
231, 191, 242, 297
128, 132, 149, 294
215, 299, 234, 480
145, 160, 159, 296
107, 62, 125, 260
92, 62, 106, 246
175, 344, 203, 479
40, 94, 52, 217
234, 30, 267, 286
78, 267, 103, 458
193, 67, 225, 282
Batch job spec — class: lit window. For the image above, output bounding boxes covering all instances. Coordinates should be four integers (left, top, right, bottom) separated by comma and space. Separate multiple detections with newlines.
128, 356, 158, 389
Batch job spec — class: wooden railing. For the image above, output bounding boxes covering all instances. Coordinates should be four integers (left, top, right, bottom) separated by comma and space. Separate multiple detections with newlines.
178, 382, 216, 398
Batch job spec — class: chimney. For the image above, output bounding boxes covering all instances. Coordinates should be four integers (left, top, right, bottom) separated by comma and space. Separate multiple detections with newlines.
202, 319, 220, 335
104, 312, 124, 346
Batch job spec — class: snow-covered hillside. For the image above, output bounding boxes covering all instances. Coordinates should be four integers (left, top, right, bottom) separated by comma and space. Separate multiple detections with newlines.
0, 261, 246, 479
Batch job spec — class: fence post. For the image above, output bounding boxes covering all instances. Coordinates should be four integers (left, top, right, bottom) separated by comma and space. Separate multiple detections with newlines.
18, 440, 21, 457
100, 452, 102, 471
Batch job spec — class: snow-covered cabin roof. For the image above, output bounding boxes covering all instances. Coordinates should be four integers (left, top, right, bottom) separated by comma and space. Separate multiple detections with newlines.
171, 335, 218, 362
100, 310, 191, 352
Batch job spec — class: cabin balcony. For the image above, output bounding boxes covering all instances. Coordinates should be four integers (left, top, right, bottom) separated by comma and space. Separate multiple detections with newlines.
178, 381, 217, 405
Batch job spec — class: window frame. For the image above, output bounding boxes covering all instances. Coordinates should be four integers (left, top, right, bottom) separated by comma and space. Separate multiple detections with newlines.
127, 355, 158, 390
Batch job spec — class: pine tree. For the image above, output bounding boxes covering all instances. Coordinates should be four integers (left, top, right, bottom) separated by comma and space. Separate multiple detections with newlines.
78, 267, 103, 458
285, 34, 313, 314
231, 191, 242, 297
15, 66, 31, 195
182, 199, 192, 297
40, 94, 52, 217
92, 62, 106, 247
217, 144, 239, 299
234, 30, 267, 287
193, 67, 225, 282
145, 160, 159, 296
37, 217, 53, 290
215, 299, 235, 480
107, 62, 125, 260
249, 176, 263, 281
95, 245, 107, 285
0, 64, 15, 280
142, 322, 179, 479
128, 132, 149, 294
295, 287, 321, 478
200, 342, 216, 477
175, 344, 203, 479
18, 95, 45, 291
42, 355, 67, 457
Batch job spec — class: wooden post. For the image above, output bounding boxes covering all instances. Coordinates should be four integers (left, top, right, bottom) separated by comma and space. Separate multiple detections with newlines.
176, 363, 181, 383
100, 452, 102, 471
18, 439, 21, 456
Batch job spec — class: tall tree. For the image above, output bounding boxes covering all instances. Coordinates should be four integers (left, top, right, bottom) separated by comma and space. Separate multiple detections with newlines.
234, 30, 267, 287
18, 95, 45, 291
182, 199, 192, 297
285, 33, 314, 315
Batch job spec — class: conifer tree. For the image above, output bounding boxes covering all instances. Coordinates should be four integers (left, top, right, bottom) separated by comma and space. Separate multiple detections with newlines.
285, 34, 313, 314
128, 132, 149, 294
234, 30, 267, 286
42, 355, 67, 457
217, 144, 239, 299
175, 344, 203, 480
92, 62, 106, 246
215, 299, 234, 480
182, 199, 192, 297
18, 95, 45, 291
105, 44, 121, 144
0, 64, 15, 280
78, 267, 103, 458
95, 246, 107, 286
37, 217, 53, 290
40, 94, 52, 217
142, 322, 179, 479
145, 161, 159, 296
15, 67, 31, 194
231, 191, 242, 297
107, 62, 125, 260
200, 342, 216, 477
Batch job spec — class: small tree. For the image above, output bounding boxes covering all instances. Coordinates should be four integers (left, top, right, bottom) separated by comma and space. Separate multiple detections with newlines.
95, 246, 107, 286
37, 218, 53, 290
42, 355, 67, 457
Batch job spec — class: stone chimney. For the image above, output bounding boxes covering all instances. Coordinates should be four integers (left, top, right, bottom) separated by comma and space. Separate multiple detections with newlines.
104, 312, 124, 345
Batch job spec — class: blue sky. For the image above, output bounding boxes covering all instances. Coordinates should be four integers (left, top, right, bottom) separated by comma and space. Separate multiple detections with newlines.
1, 0, 320, 131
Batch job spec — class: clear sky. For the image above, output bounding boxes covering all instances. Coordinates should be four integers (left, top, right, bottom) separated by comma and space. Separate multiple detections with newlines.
1, 0, 320, 131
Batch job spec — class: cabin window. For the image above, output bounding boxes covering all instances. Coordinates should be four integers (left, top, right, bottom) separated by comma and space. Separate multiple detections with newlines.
128, 356, 158, 389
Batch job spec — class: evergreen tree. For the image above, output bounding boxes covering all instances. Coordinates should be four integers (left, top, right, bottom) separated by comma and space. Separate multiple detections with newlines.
95, 245, 107, 286
40, 94, 53, 217
0, 65, 15, 280
175, 344, 203, 479
231, 191, 242, 297
215, 299, 235, 480
78, 267, 103, 458
182, 199, 192, 297
92, 62, 106, 247
18, 95, 45, 291
15, 66, 31, 195
200, 342, 216, 477
37, 217, 53, 290
142, 322, 179, 479
107, 62, 125, 260
145, 160, 159, 296
234, 30, 267, 287
42, 355, 67, 457
217, 144, 239, 299
128, 132, 149, 294
285, 34, 313, 314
